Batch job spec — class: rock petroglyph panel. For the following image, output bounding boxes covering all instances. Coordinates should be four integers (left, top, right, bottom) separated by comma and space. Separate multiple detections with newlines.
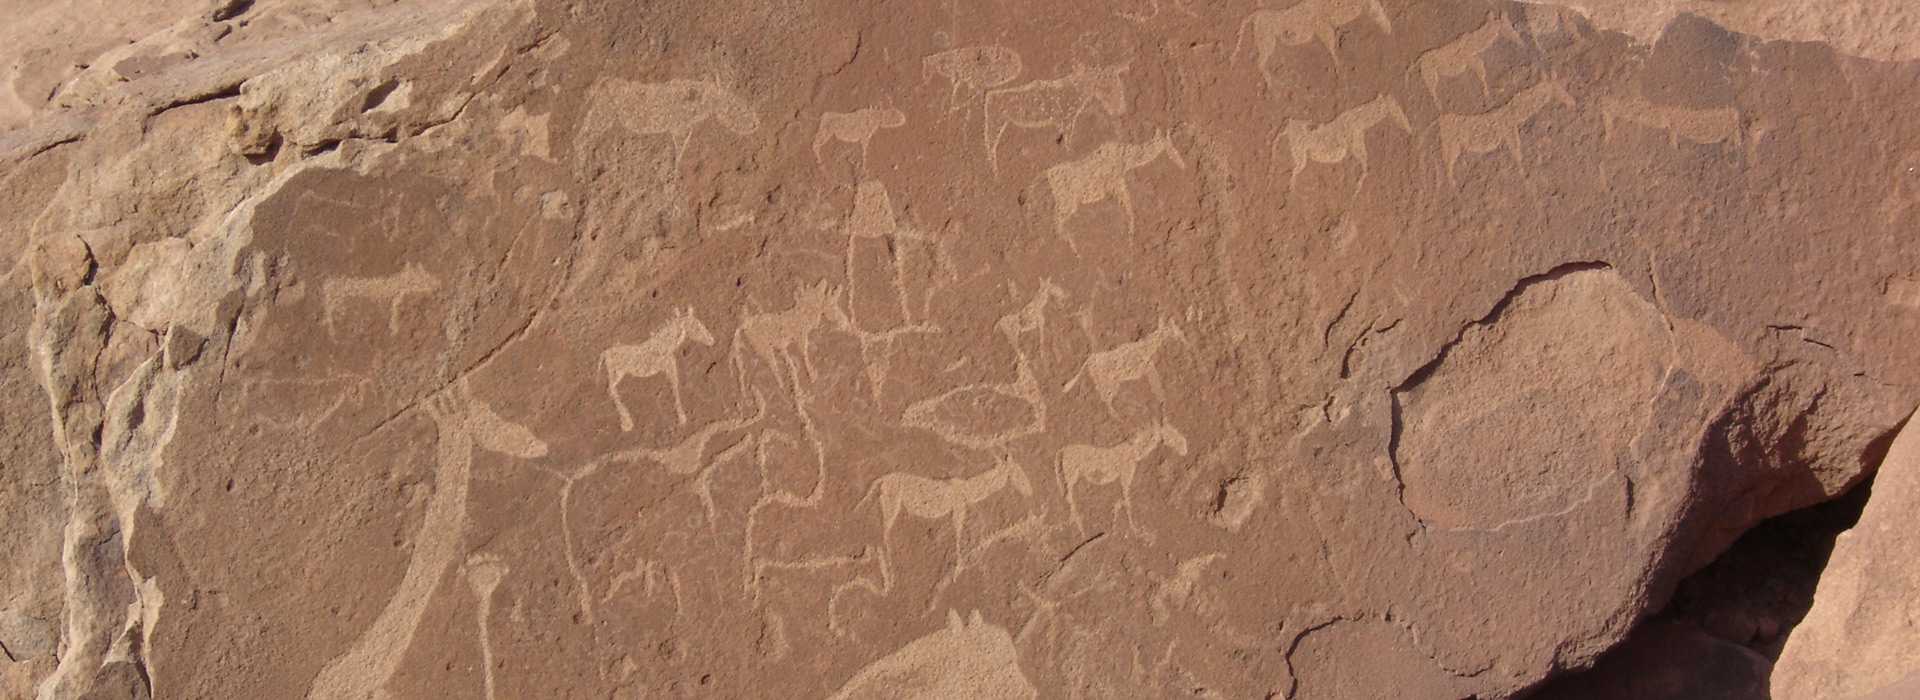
4, 0, 1918, 698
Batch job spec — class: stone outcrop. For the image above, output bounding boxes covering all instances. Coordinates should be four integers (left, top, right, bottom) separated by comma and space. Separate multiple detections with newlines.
1, 0, 1915, 698
1771, 411, 1920, 699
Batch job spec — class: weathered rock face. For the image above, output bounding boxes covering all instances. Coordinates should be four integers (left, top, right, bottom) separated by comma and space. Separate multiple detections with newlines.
1772, 410, 1920, 699
1, 0, 1915, 698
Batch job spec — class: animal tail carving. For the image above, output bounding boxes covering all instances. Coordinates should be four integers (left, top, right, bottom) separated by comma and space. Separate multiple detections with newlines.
1231, 12, 1257, 63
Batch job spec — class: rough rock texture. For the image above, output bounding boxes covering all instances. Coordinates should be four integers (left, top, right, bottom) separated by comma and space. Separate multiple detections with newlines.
1, 0, 1916, 698
1771, 410, 1920, 699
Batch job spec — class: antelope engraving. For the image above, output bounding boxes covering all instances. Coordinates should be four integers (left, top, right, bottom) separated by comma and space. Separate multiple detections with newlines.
1437, 78, 1578, 182
731, 281, 850, 402
1234, 0, 1394, 84
1064, 316, 1188, 417
1059, 422, 1189, 534
1411, 13, 1524, 102
829, 610, 1037, 700
984, 62, 1131, 173
996, 278, 1069, 344
309, 381, 547, 700
585, 77, 761, 166
602, 307, 715, 428
321, 263, 439, 337
1600, 94, 1743, 149
923, 45, 1024, 113
815, 106, 907, 171
1275, 94, 1411, 187
856, 456, 1035, 581
594, 389, 768, 529
1043, 132, 1187, 248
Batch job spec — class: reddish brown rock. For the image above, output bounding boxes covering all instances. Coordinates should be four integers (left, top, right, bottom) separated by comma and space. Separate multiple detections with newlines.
1, 0, 1915, 698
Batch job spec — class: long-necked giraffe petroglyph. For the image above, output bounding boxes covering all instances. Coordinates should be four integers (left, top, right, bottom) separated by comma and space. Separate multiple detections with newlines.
984, 62, 1130, 173
602, 306, 715, 428
1234, 0, 1393, 84
1437, 77, 1577, 182
1043, 131, 1186, 249
584, 77, 761, 167
309, 381, 547, 700
1275, 94, 1411, 188
923, 45, 1023, 113
815, 105, 907, 172
1064, 316, 1189, 417
731, 280, 851, 406
1410, 13, 1525, 103
1059, 421, 1188, 536
321, 262, 439, 337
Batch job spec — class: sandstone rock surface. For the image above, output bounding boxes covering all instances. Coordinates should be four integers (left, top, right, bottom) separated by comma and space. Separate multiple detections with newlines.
1772, 410, 1920, 699
1, 0, 1915, 698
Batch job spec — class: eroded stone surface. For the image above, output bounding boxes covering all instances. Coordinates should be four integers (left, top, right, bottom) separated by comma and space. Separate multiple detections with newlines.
1, 0, 1916, 698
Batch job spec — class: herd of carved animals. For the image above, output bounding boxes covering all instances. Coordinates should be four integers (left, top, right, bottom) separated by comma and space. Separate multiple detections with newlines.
312, 1, 1773, 679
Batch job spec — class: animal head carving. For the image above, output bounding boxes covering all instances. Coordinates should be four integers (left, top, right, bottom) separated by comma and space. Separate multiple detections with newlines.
1002, 457, 1035, 497
677, 307, 716, 346
1159, 423, 1190, 456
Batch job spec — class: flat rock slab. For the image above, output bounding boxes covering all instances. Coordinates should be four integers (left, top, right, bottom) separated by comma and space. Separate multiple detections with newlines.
0, 0, 1916, 698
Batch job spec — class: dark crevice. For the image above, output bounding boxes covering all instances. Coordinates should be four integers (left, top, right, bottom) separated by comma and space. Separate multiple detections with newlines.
1533, 457, 1882, 698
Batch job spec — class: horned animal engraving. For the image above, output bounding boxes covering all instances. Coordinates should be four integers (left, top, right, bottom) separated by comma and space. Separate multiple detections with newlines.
321, 262, 439, 337
1275, 94, 1411, 187
1234, 0, 1394, 85
984, 62, 1130, 173
585, 77, 761, 166
815, 106, 907, 171
1058, 422, 1188, 534
1436, 78, 1577, 182
1411, 13, 1525, 102
1064, 316, 1188, 417
732, 281, 851, 403
602, 307, 715, 428
309, 381, 547, 700
996, 278, 1069, 344
1043, 132, 1187, 248
1599, 94, 1743, 150
857, 456, 1034, 576
922, 45, 1024, 113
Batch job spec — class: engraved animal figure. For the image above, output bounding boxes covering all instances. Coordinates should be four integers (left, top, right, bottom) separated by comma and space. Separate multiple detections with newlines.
815, 106, 907, 171
1275, 94, 1411, 187
1599, 94, 1743, 149
1058, 422, 1188, 534
1063, 316, 1189, 417
923, 46, 1024, 113
830, 610, 1037, 700
602, 307, 715, 428
594, 389, 768, 529
732, 281, 850, 402
1119, 0, 1199, 23
464, 554, 509, 700
1044, 131, 1187, 248
857, 456, 1034, 576
984, 62, 1131, 173
309, 381, 547, 700
1436, 78, 1578, 182
995, 278, 1069, 344
586, 77, 761, 166
1233, 0, 1394, 84
1411, 14, 1524, 102
321, 262, 439, 336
